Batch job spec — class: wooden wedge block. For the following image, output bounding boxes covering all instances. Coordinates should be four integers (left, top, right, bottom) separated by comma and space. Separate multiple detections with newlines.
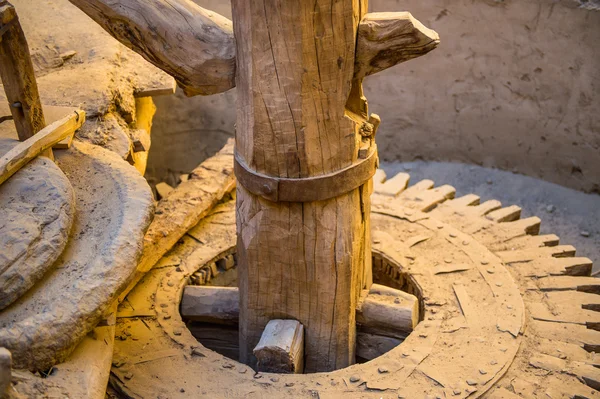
253, 320, 304, 374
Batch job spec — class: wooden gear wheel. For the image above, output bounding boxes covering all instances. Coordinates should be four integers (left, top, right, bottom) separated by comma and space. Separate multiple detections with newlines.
110, 169, 600, 399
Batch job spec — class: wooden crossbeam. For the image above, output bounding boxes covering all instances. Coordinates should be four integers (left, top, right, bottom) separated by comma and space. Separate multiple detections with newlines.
181, 284, 418, 339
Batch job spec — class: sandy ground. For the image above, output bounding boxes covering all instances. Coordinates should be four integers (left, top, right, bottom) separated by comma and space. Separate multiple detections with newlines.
381, 161, 600, 273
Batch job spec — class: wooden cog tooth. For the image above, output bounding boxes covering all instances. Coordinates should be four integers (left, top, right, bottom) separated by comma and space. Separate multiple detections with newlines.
373, 169, 387, 184
486, 205, 522, 222
446, 193, 481, 208
373, 172, 409, 197
473, 199, 503, 215
496, 245, 577, 264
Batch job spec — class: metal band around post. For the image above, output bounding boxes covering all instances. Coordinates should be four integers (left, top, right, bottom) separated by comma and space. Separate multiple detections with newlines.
234, 146, 378, 203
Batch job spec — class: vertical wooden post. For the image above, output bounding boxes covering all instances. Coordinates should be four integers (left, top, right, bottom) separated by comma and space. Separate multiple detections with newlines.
232, 0, 374, 372
0, 1, 47, 145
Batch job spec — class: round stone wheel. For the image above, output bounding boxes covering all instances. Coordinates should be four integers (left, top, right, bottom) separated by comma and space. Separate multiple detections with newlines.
110, 172, 599, 399
0, 156, 75, 311
0, 141, 154, 371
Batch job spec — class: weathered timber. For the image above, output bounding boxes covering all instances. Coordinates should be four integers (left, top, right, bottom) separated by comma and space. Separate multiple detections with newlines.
68, 0, 235, 96
232, 0, 373, 372
253, 320, 304, 374
119, 140, 235, 302
356, 284, 419, 338
354, 12, 440, 80
181, 286, 239, 325
0, 110, 85, 185
0, 1, 46, 141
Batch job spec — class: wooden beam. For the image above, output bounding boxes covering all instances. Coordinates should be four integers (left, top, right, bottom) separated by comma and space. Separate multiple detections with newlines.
181, 286, 239, 326
68, 0, 235, 96
0, 110, 85, 186
354, 12, 439, 80
0, 1, 46, 140
253, 320, 304, 374
356, 284, 419, 338
232, 0, 373, 372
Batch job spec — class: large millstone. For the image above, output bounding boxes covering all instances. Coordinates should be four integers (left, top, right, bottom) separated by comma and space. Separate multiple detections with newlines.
0, 141, 154, 370
0, 125, 76, 311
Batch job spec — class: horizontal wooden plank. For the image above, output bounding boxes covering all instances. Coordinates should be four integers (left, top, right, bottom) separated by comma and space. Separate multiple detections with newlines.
181, 286, 239, 325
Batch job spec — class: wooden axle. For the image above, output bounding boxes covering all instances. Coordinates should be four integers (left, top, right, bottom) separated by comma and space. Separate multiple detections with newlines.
68, 0, 438, 96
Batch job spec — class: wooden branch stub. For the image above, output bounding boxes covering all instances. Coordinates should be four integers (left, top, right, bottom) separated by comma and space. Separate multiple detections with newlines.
0, 1, 46, 140
356, 284, 419, 338
354, 12, 440, 80
181, 286, 239, 326
0, 110, 85, 186
68, 0, 236, 96
253, 320, 304, 374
